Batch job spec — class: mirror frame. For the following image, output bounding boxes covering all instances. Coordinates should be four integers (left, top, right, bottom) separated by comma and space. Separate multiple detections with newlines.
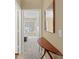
44, 0, 55, 33
53, 0, 55, 33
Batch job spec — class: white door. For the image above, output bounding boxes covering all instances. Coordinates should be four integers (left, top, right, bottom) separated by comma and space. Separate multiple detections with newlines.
22, 10, 41, 59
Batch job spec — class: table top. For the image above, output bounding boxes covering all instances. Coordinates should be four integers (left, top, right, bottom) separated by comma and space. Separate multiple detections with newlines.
38, 37, 63, 56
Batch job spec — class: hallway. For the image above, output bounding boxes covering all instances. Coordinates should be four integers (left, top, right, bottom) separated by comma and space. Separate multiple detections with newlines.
15, 0, 63, 59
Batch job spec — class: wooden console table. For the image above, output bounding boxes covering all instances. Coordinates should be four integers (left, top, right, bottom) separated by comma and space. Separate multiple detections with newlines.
37, 37, 63, 59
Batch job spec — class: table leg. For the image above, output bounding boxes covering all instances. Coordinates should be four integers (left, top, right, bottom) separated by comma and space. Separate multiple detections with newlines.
47, 50, 53, 59
41, 49, 46, 59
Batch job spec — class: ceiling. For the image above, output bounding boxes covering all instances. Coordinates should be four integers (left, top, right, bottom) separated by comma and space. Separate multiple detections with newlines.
19, 0, 53, 9
21, 0, 42, 9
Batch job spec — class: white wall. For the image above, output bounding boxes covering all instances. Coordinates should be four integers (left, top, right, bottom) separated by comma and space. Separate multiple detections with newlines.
15, 1, 21, 54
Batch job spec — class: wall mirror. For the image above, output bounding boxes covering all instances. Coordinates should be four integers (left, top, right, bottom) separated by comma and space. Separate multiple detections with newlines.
45, 0, 55, 33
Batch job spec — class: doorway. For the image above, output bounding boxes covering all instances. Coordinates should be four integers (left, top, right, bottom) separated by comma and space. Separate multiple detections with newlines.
21, 9, 41, 59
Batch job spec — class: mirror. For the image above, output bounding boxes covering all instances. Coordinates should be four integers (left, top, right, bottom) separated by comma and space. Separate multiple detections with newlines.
45, 0, 55, 33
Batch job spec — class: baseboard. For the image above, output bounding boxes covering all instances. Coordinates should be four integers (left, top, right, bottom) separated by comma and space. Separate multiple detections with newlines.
15, 53, 19, 55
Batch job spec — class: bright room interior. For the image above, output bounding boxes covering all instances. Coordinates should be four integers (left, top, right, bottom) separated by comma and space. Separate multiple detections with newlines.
15, 0, 63, 59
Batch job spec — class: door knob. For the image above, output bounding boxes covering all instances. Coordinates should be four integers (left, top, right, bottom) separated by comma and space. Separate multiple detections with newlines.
24, 37, 27, 42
